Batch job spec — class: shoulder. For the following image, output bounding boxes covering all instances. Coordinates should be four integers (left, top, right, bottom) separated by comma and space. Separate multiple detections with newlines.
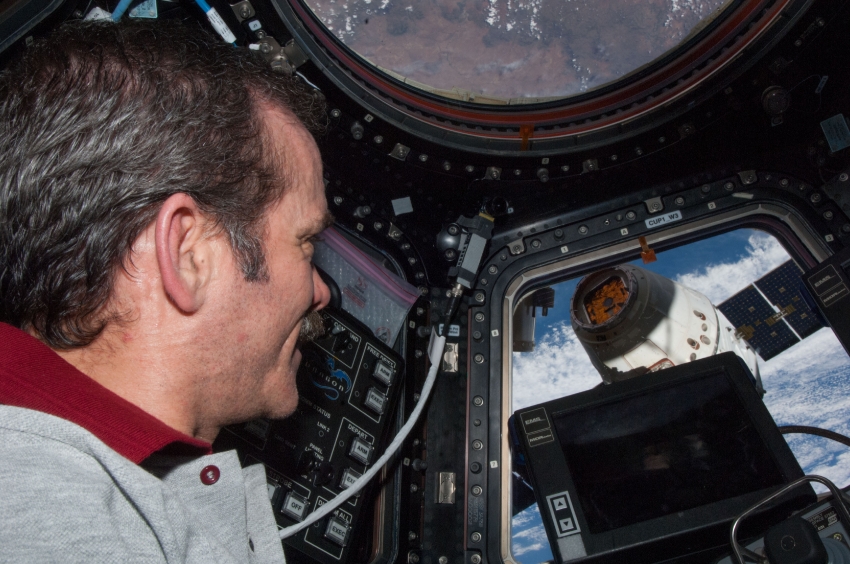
0, 405, 166, 562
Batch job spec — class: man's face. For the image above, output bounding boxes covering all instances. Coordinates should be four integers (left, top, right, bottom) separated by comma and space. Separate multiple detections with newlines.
205, 108, 331, 424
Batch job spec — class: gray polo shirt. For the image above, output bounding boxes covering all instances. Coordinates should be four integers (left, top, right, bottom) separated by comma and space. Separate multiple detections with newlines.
0, 405, 287, 563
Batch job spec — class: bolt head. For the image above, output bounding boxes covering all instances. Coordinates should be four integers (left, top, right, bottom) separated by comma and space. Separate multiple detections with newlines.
471, 532, 482, 543
474, 292, 485, 303
626, 211, 636, 220
578, 225, 589, 234
474, 353, 485, 364
473, 396, 484, 406
474, 312, 485, 322
439, 557, 448, 564
471, 555, 482, 564
471, 486, 483, 496
675, 197, 685, 206
824, 211, 834, 220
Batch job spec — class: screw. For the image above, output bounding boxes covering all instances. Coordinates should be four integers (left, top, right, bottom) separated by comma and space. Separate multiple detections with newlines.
408, 257, 417, 265
473, 330, 482, 340
794, 39, 803, 47
471, 532, 482, 543
419, 154, 428, 162
724, 182, 735, 191
442, 161, 451, 171
824, 211, 834, 220
475, 312, 485, 322
471, 555, 482, 564
650, 202, 661, 211
537, 168, 549, 182
330, 109, 341, 118
418, 286, 428, 295
416, 307, 425, 316
474, 353, 485, 364
374, 135, 383, 144
843, 224, 850, 233
701, 184, 711, 193
554, 228, 564, 239
408, 531, 417, 541
840, 173, 848, 182
811, 193, 822, 203
675, 197, 685, 206
626, 211, 637, 220
374, 222, 383, 230
444, 249, 457, 260
488, 265, 498, 274
415, 350, 423, 358
409, 552, 420, 564
439, 558, 448, 564
635, 147, 644, 156
780, 178, 789, 187
260, 42, 272, 54
471, 486, 483, 496
474, 292, 485, 303
470, 462, 482, 473
239, 6, 251, 19
350, 122, 364, 140
578, 225, 589, 235
410, 484, 418, 493
514, 169, 522, 176
531, 239, 541, 248
561, 165, 570, 172
333, 196, 343, 205
473, 396, 484, 406
658, 136, 666, 143
610, 154, 618, 161
465, 165, 475, 173
447, 225, 460, 236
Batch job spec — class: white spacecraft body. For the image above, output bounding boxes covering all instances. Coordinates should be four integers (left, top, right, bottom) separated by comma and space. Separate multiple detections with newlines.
571, 264, 761, 388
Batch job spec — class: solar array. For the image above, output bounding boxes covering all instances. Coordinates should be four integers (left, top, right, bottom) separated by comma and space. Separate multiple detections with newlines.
718, 260, 824, 360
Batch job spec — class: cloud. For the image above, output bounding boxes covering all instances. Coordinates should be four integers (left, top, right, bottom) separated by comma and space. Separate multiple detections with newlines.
674, 232, 789, 303
512, 323, 602, 411
511, 506, 551, 558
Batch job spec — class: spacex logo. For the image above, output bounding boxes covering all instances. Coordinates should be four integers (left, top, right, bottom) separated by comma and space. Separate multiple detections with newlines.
547, 492, 581, 537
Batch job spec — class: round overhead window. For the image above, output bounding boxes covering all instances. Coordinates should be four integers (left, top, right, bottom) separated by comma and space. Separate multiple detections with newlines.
280, 0, 806, 153
302, 0, 731, 104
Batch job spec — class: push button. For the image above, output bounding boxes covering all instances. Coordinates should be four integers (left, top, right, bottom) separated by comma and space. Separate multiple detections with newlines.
364, 387, 387, 415
323, 516, 350, 547
280, 491, 309, 522
339, 467, 361, 490
348, 437, 373, 466
372, 361, 394, 386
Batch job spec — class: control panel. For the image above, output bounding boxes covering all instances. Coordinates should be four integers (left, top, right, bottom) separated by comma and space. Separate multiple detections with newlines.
213, 306, 405, 564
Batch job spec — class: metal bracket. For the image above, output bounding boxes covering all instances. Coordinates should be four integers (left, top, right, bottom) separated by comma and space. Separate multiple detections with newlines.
438, 472, 456, 504
644, 196, 664, 214
390, 143, 411, 161
508, 237, 525, 256
230, 0, 255, 22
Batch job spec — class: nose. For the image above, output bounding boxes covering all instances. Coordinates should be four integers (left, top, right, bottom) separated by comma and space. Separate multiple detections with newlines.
311, 266, 331, 310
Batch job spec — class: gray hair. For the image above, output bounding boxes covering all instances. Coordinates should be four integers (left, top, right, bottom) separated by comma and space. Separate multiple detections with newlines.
0, 20, 326, 348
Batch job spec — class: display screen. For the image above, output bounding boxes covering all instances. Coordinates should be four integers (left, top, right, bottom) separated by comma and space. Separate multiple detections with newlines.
552, 371, 785, 534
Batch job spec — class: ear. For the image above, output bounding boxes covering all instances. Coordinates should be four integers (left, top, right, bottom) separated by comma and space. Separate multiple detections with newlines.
154, 193, 213, 313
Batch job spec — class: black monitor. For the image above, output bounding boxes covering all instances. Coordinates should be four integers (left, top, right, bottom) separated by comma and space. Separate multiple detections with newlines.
513, 353, 814, 564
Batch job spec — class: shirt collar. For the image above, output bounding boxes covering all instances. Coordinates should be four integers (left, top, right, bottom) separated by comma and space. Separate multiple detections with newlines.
0, 322, 212, 463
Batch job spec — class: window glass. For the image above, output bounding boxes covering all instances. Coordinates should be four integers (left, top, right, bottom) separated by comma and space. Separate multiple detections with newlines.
510, 230, 850, 563
302, 0, 732, 102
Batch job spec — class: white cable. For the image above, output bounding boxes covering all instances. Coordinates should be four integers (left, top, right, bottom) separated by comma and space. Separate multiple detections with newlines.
280, 332, 447, 539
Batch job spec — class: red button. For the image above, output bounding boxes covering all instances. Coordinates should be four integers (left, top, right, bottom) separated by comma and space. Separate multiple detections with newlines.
200, 465, 220, 485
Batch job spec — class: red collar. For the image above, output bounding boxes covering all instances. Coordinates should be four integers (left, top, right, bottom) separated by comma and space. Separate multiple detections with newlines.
0, 323, 211, 463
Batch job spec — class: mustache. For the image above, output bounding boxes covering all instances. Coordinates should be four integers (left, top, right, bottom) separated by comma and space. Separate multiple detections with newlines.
297, 310, 326, 345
